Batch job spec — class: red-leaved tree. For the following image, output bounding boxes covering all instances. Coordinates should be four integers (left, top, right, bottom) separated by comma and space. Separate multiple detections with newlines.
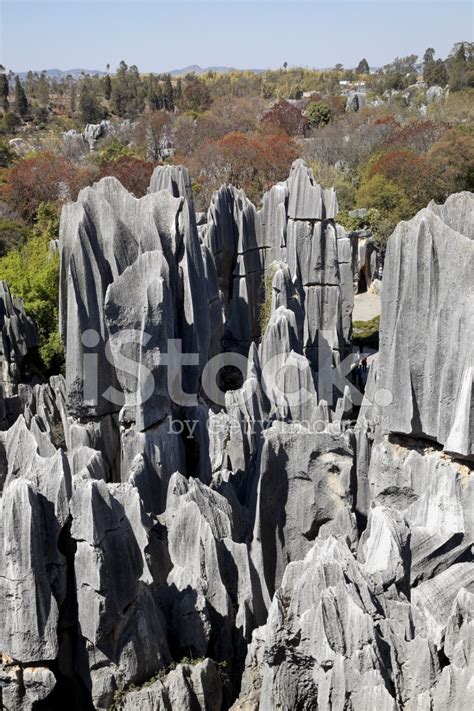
261, 100, 308, 136
4, 153, 96, 222
99, 156, 158, 197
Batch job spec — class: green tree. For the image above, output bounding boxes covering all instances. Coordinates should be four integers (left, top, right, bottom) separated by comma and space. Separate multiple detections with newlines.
355, 174, 413, 247
356, 58, 370, 74
447, 41, 474, 90
36, 72, 50, 106
0, 138, 15, 166
78, 76, 104, 123
13, 76, 28, 119
424, 59, 448, 87
0, 202, 63, 370
163, 74, 174, 111
104, 74, 112, 100
146, 74, 164, 110
306, 101, 333, 128
0, 112, 19, 133
423, 47, 448, 87
175, 77, 183, 102
69, 81, 77, 114
179, 76, 212, 113
0, 71, 9, 112
110, 61, 144, 117
423, 47, 435, 64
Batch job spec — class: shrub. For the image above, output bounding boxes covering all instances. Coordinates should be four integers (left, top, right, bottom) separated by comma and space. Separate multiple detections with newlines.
0, 112, 20, 134
306, 101, 333, 128
355, 174, 413, 247
259, 270, 276, 335
95, 138, 141, 165
0, 139, 15, 167
0, 217, 30, 256
309, 161, 356, 211
353, 315, 380, 349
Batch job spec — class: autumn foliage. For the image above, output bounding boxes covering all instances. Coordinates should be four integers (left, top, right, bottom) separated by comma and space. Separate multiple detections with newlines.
3, 153, 95, 222
366, 148, 436, 208
185, 131, 299, 206
261, 100, 308, 136
99, 156, 157, 197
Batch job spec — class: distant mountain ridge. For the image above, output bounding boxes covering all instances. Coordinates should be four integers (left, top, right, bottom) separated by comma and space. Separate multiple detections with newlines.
15, 65, 264, 79
16, 68, 107, 79
167, 64, 265, 75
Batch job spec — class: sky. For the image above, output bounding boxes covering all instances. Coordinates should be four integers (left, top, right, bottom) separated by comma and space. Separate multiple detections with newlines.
1, 0, 472, 74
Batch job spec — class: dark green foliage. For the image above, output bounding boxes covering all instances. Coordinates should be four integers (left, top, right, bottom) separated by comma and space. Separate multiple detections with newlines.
0, 112, 19, 133
0, 72, 9, 111
356, 58, 370, 74
36, 72, 50, 106
424, 59, 448, 87
110, 61, 145, 117
306, 101, 333, 128
447, 41, 474, 91
104, 74, 112, 100
179, 76, 212, 113
423, 48, 448, 87
0, 138, 15, 166
78, 76, 104, 123
146, 74, 164, 110
163, 74, 174, 111
0, 218, 30, 256
0, 202, 63, 371
13, 76, 28, 119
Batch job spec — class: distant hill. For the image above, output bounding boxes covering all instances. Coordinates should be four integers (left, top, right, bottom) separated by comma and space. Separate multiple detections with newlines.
167, 65, 264, 76
16, 68, 106, 79
14, 65, 265, 79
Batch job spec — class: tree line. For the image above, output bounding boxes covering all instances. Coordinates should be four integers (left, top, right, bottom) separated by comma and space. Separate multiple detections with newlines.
0, 43, 472, 129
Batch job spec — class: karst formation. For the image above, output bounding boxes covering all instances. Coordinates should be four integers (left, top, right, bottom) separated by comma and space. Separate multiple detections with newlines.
0, 161, 473, 711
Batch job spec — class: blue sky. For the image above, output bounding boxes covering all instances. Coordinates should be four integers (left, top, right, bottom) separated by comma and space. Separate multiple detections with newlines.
1, 1, 472, 73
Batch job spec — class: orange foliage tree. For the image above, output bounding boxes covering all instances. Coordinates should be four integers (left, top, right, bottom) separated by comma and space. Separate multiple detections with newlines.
4, 153, 96, 222
426, 128, 474, 196
261, 100, 308, 136
366, 148, 438, 210
185, 131, 299, 207
99, 156, 157, 197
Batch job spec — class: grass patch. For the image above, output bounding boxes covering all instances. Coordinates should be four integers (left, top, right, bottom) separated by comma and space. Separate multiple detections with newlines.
352, 315, 380, 350
352, 315, 380, 339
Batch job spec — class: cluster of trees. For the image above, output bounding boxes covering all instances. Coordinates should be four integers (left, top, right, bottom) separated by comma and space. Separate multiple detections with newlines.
0, 62, 214, 128
323, 118, 474, 245
0, 44, 472, 368
423, 43, 473, 89
1, 42, 472, 132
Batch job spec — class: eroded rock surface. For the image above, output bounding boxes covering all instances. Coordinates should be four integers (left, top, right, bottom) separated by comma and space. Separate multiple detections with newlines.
1, 169, 472, 711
